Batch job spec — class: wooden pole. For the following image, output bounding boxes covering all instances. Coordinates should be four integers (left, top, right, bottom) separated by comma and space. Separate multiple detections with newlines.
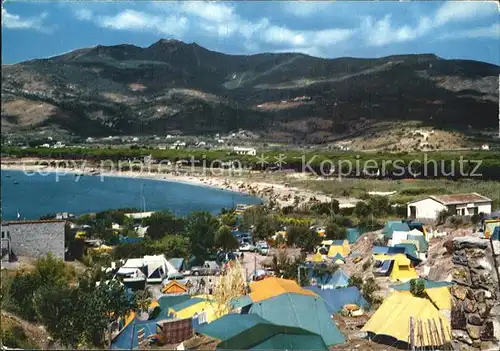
409, 317, 415, 351
427, 319, 436, 348
433, 319, 442, 347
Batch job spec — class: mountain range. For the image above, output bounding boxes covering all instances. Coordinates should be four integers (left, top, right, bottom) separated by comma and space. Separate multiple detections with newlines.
2, 39, 499, 144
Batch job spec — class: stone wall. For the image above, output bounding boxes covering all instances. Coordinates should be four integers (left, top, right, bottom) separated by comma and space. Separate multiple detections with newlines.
450, 236, 500, 350
3, 220, 65, 260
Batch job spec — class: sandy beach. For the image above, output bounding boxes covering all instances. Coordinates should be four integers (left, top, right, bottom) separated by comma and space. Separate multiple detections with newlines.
1, 158, 359, 209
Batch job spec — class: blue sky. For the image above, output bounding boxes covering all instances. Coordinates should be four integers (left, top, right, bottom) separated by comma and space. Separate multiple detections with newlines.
2, 1, 499, 65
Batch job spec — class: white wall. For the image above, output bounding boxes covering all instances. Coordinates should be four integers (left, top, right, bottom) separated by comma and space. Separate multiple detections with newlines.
407, 198, 447, 220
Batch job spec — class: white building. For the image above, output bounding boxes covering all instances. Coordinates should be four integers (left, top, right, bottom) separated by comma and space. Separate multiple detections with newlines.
407, 193, 492, 220
481, 144, 490, 150
233, 146, 257, 156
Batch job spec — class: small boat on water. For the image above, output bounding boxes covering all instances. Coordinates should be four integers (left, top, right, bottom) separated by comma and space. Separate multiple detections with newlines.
13, 181, 19, 185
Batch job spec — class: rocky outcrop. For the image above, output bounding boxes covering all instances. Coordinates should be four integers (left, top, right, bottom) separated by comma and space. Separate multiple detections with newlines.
451, 237, 500, 350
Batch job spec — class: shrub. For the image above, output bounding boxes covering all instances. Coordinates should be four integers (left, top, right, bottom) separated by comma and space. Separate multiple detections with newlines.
362, 260, 371, 271
449, 216, 464, 228
348, 275, 363, 290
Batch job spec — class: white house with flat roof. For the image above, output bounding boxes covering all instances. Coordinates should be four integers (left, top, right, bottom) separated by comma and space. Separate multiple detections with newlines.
407, 193, 492, 220
233, 146, 256, 156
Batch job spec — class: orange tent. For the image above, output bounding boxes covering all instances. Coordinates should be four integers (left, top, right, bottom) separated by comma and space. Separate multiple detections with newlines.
161, 280, 188, 294
248, 277, 317, 302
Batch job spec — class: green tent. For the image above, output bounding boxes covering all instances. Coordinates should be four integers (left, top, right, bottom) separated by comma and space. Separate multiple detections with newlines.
196, 313, 327, 350
248, 293, 346, 346
382, 221, 410, 238
149, 294, 190, 320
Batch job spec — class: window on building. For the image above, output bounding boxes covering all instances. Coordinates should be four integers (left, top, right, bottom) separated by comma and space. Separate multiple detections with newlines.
1, 231, 4, 238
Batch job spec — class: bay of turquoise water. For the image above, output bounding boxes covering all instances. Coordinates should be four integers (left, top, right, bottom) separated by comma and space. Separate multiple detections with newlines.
1, 170, 262, 220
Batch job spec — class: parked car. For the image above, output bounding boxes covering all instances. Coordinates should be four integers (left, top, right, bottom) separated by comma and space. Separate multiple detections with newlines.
239, 242, 256, 252
256, 242, 269, 256
189, 261, 221, 276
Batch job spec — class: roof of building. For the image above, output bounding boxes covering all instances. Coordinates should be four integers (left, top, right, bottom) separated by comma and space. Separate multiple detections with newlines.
195, 313, 327, 350
248, 277, 317, 302
361, 292, 451, 347
304, 286, 370, 315
428, 193, 491, 205
248, 293, 346, 346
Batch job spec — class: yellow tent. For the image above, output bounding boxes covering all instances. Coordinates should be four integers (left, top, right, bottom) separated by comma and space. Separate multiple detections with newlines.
398, 287, 451, 311
374, 254, 418, 282
311, 252, 324, 263
167, 297, 226, 323
362, 291, 451, 348
425, 287, 452, 310
326, 240, 350, 257
248, 277, 317, 302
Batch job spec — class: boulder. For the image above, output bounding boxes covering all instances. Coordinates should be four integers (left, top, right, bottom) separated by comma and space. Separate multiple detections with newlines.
467, 325, 481, 340
452, 330, 473, 345
453, 237, 489, 250
463, 299, 477, 314
451, 304, 468, 330
452, 267, 471, 286
451, 285, 469, 300
468, 314, 483, 326
480, 320, 495, 341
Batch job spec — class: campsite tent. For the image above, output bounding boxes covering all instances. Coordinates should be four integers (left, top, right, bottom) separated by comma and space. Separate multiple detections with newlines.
374, 254, 418, 282
382, 221, 410, 238
392, 279, 453, 310
328, 253, 346, 265
247, 293, 346, 347
112, 318, 160, 349
247, 277, 317, 302
311, 252, 324, 263
326, 240, 350, 257
492, 226, 500, 241
149, 294, 190, 321
362, 291, 451, 348
168, 258, 186, 272
346, 228, 361, 244
168, 295, 227, 323
305, 286, 369, 315
161, 280, 188, 295
307, 268, 349, 289
195, 313, 328, 350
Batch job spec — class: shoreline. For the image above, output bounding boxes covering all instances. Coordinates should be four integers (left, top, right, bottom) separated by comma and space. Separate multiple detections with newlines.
1, 160, 357, 209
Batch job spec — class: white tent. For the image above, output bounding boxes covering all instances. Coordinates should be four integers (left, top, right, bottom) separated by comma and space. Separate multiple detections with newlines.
390, 231, 409, 246
144, 255, 179, 283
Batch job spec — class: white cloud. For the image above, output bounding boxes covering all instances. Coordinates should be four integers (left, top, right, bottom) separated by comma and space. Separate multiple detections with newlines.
96, 10, 188, 36
283, 1, 332, 17
440, 23, 500, 40
434, 1, 498, 26
361, 15, 434, 46
1, 8, 52, 33
262, 25, 354, 48
181, 1, 235, 23
75, 9, 93, 21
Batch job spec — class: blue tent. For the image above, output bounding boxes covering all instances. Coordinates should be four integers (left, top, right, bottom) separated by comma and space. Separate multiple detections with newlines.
492, 226, 500, 241
247, 293, 346, 347
329, 269, 350, 288
346, 228, 361, 244
328, 253, 346, 263
372, 246, 390, 255
304, 286, 370, 315
112, 318, 159, 349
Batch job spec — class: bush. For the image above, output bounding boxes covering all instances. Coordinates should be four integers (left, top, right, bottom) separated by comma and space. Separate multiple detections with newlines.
449, 216, 464, 228
437, 209, 453, 225
1, 324, 37, 349
362, 260, 371, 271
348, 275, 363, 290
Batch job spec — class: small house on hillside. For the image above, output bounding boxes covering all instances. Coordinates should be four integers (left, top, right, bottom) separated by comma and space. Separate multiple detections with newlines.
407, 193, 492, 220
